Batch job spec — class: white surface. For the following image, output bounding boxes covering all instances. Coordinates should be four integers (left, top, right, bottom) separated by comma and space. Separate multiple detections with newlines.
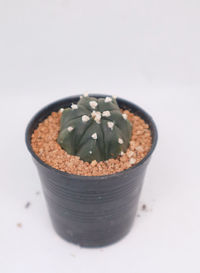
0, 0, 200, 272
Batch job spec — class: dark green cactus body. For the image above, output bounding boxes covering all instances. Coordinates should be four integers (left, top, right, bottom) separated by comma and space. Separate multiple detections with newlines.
57, 95, 132, 162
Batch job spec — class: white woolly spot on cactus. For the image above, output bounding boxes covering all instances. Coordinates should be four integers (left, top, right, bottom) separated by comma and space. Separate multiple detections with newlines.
83, 92, 88, 97
105, 97, 112, 103
122, 113, 127, 120
112, 95, 117, 99
118, 138, 124, 144
91, 111, 101, 124
120, 151, 124, 156
80, 95, 83, 99
91, 133, 97, 140
95, 112, 101, 124
89, 101, 98, 109
71, 103, 78, 110
130, 158, 136, 165
89, 150, 92, 154
59, 108, 64, 113
102, 111, 111, 117
107, 121, 114, 130
67, 126, 74, 132
91, 111, 96, 118
82, 115, 90, 122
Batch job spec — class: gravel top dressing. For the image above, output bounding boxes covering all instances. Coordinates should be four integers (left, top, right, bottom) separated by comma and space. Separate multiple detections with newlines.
31, 109, 152, 176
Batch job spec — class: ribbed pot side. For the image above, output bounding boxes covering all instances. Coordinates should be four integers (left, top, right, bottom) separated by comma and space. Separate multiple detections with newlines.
26, 95, 158, 247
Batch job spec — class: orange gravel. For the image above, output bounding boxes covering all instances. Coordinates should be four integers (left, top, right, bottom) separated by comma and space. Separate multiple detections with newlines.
31, 110, 152, 176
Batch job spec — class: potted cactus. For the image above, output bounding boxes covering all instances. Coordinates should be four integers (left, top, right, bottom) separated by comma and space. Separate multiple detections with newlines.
25, 94, 157, 247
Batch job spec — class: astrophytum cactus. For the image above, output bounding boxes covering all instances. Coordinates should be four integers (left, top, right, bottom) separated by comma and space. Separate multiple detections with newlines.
57, 94, 132, 162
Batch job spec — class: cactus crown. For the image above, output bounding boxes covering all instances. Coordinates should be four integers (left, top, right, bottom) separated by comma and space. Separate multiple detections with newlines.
57, 94, 132, 162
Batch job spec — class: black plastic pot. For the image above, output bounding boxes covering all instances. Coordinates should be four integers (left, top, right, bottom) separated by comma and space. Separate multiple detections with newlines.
25, 95, 158, 247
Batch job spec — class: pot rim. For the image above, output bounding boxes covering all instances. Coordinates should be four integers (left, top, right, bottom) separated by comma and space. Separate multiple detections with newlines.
25, 94, 158, 181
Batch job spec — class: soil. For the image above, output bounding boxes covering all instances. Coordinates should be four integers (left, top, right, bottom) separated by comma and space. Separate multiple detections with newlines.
142, 204, 147, 211
31, 109, 152, 176
25, 202, 31, 209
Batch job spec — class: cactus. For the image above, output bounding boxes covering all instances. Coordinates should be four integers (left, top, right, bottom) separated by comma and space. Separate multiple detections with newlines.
57, 94, 132, 162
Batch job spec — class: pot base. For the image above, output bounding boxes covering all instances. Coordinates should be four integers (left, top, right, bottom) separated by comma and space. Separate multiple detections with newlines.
49, 204, 137, 247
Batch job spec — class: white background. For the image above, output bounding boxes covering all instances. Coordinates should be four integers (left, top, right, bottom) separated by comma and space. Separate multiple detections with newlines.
0, 0, 200, 272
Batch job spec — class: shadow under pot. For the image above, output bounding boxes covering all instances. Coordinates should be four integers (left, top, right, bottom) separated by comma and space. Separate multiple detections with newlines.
25, 94, 158, 247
